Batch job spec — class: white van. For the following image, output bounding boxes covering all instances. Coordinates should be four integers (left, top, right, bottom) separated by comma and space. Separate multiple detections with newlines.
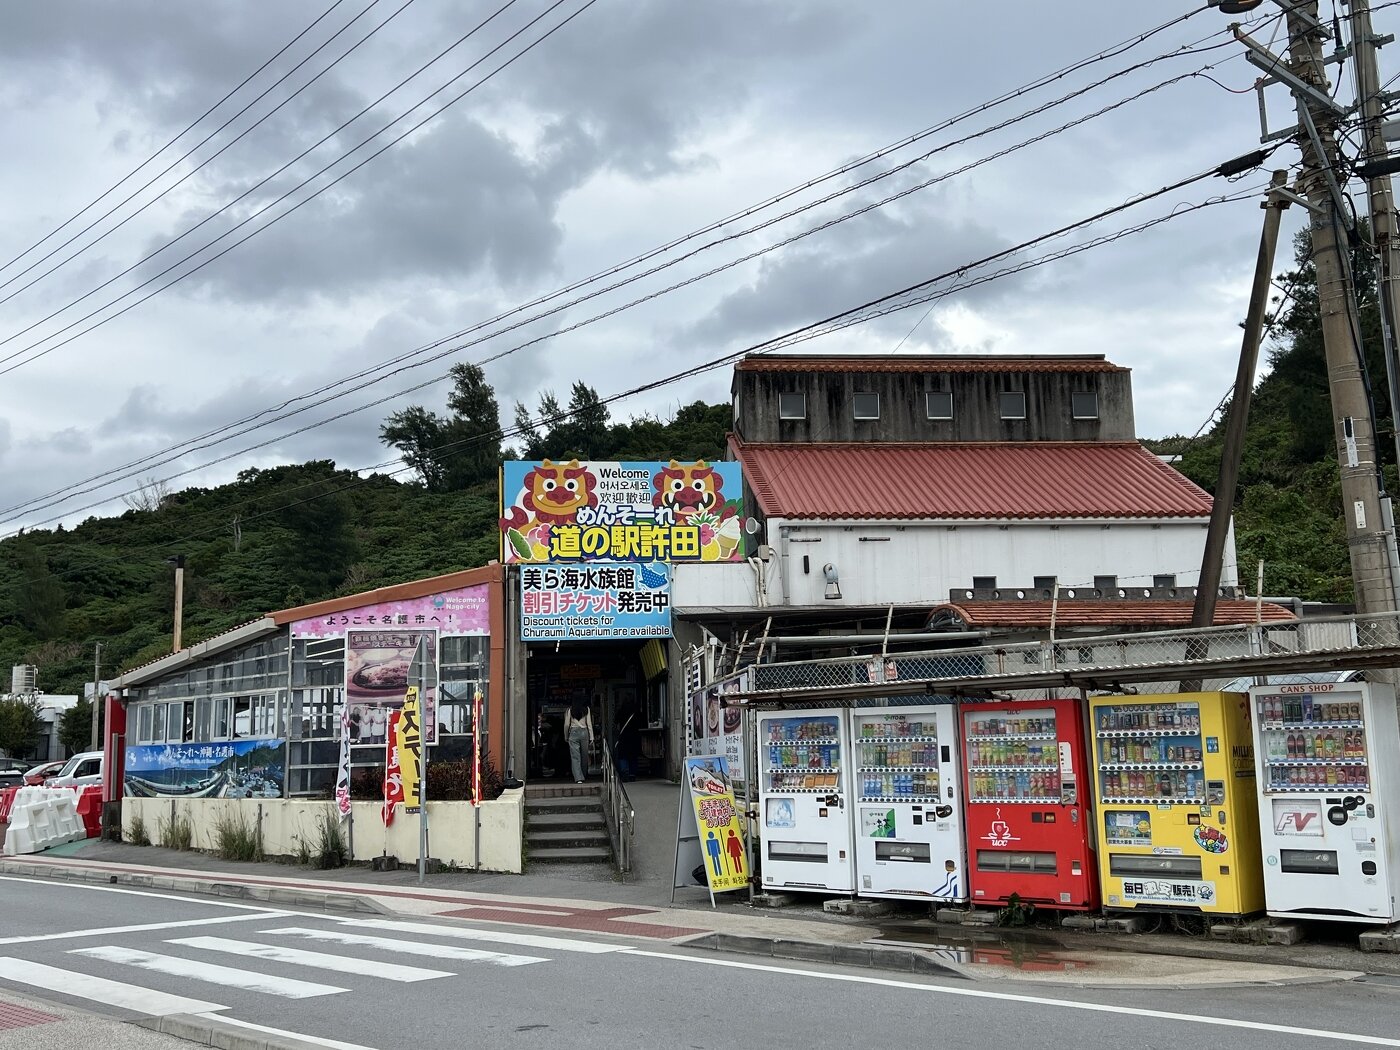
48, 750, 103, 790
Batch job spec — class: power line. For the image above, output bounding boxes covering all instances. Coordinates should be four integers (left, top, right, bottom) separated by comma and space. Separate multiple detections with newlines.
0, 55, 1249, 521
0, 0, 594, 377
6, 157, 1261, 542
0, 0, 354, 280
0, 0, 416, 303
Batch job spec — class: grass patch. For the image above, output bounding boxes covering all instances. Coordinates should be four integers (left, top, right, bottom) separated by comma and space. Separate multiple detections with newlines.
126, 812, 150, 846
313, 809, 346, 869
211, 808, 263, 862
158, 811, 195, 851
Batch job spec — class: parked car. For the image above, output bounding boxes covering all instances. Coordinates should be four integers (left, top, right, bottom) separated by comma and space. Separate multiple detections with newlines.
47, 750, 103, 790
23, 760, 67, 786
0, 768, 24, 788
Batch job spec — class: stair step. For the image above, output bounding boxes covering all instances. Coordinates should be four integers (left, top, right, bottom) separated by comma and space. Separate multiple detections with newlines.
528, 812, 605, 829
526, 797, 604, 815
526, 829, 610, 847
529, 845, 613, 864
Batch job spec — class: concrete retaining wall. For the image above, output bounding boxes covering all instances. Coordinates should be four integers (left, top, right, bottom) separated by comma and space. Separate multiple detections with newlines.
123, 789, 524, 873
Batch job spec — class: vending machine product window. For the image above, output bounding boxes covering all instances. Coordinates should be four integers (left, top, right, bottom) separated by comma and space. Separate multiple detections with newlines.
1094, 700, 1205, 804
763, 715, 843, 794
854, 712, 940, 803
963, 707, 1059, 803
1255, 691, 1370, 793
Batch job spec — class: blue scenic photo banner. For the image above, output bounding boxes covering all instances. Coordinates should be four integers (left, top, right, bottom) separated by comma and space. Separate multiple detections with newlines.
124, 738, 285, 799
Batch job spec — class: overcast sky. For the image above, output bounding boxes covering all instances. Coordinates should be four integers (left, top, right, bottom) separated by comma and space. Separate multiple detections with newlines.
0, 0, 1382, 533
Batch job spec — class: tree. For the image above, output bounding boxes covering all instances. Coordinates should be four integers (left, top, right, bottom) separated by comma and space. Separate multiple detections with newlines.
16, 544, 66, 640
379, 364, 503, 491
0, 696, 43, 760
513, 382, 610, 459
513, 391, 564, 460
59, 697, 93, 755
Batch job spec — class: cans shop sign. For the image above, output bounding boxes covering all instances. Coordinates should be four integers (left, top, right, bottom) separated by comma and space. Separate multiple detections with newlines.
500, 459, 744, 563
520, 562, 671, 641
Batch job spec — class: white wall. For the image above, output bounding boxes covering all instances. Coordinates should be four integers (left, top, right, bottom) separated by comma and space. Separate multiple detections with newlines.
672, 518, 1232, 611
123, 789, 524, 873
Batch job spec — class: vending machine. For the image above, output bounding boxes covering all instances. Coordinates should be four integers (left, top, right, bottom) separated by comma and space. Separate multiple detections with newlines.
1250, 680, 1400, 923
849, 705, 964, 901
757, 709, 854, 893
1091, 691, 1264, 916
961, 698, 1098, 911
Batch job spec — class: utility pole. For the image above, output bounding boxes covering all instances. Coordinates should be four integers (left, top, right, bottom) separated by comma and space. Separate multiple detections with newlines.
89, 642, 102, 751
1234, 2, 1400, 616
168, 555, 186, 652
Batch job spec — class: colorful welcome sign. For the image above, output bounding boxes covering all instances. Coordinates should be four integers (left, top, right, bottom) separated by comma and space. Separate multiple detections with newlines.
499, 459, 744, 563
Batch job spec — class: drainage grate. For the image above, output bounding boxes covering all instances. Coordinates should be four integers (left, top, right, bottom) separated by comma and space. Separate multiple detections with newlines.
0, 1003, 61, 1031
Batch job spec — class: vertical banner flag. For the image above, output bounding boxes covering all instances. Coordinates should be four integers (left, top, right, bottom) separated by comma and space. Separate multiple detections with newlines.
472, 690, 483, 806
398, 686, 424, 814
334, 703, 352, 818
383, 710, 404, 826
683, 756, 749, 894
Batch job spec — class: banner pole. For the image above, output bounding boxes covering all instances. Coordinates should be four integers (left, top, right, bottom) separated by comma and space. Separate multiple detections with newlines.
415, 636, 428, 885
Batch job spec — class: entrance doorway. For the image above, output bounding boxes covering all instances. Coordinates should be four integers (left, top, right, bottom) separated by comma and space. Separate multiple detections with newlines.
526, 640, 666, 782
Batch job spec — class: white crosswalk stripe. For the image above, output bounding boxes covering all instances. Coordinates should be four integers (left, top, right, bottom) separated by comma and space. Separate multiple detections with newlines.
328, 916, 629, 954
70, 945, 348, 998
166, 935, 453, 982
260, 927, 545, 966
0, 957, 223, 1016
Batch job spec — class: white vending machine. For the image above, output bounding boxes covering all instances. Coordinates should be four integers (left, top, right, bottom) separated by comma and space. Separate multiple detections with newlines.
757, 709, 854, 893
1251, 680, 1400, 922
850, 705, 966, 901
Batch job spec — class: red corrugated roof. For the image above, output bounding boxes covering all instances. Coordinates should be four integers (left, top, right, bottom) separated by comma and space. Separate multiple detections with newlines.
932, 600, 1296, 628
733, 440, 1212, 520
735, 354, 1126, 374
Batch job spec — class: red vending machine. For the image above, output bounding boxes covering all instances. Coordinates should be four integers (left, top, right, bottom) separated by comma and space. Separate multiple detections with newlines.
960, 698, 1099, 911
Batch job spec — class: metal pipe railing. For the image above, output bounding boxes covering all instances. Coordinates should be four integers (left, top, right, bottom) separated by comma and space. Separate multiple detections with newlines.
600, 737, 635, 877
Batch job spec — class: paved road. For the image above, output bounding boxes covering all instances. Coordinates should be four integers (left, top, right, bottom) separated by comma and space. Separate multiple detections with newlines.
1, 875, 1398, 1050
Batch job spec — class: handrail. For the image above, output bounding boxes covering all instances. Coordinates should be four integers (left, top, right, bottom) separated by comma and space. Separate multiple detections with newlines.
600, 736, 635, 877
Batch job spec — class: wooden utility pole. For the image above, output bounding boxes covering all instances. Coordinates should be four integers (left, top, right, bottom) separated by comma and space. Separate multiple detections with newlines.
89, 642, 102, 751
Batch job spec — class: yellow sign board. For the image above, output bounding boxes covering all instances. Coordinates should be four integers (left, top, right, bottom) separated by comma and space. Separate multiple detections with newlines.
684, 757, 748, 893
397, 687, 424, 814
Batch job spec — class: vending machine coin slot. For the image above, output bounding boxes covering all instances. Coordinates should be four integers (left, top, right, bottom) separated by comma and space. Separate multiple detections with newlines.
1363, 860, 1378, 875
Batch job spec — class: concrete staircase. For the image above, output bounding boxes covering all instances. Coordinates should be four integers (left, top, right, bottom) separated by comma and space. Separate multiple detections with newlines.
524, 784, 612, 865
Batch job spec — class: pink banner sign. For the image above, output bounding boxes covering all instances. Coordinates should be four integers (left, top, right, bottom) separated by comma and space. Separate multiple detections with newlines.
291, 584, 490, 639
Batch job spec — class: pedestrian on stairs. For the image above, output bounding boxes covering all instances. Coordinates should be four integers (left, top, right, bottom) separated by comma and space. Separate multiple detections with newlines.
565, 698, 594, 784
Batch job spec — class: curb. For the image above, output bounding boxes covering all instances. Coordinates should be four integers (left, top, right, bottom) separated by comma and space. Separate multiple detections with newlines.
138, 1013, 337, 1050
0, 859, 388, 916
683, 931, 972, 979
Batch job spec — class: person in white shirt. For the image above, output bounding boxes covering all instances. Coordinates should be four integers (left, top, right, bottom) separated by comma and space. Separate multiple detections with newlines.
564, 699, 594, 783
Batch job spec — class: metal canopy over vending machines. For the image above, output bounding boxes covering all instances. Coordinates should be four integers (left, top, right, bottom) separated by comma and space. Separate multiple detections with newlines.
1250, 680, 1400, 923
757, 709, 854, 893
851, 705, 964, 901
961, 698, 1098, 911
1091, 691, 1264, 917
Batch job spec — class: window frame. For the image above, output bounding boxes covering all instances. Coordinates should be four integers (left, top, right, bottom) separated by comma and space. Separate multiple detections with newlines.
778, 392, 807, 420
852, 391, 881, 421
1071, 391, 1100, 420
999, 391, 1027, 420
925, 390, 953, 420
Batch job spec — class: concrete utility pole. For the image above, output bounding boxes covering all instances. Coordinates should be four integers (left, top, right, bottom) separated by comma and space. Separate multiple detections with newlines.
168, 555, 186, 652
1349, 0, 1400, 471
1250, 2, 1400, 615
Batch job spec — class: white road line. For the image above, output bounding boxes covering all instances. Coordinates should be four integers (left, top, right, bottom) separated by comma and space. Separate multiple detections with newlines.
330, 916, 627, 954
624, 950, 1399, 1048
168, 936, 452, 982
197, 1014, 382, 1050
0, 874, 295, 913
0, 911, 287, 946
0, 958, 223, 1017
71, 946, 348, 998
261, 927, 545, 967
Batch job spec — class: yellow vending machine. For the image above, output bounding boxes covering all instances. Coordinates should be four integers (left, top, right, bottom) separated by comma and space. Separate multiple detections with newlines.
1091, 691, 1264, 916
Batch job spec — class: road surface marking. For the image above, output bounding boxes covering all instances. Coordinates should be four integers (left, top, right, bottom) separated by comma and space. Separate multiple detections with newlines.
167, 936, 451, 982
196, 1014, 381, 1050
331, 916, 626, 954
0, 875, 294, 913
0, 911, 286, 946
624, 950, 1398, 1048
0, 958, 223, 1017
261, 928, 545, 966
71, 946, 348, 998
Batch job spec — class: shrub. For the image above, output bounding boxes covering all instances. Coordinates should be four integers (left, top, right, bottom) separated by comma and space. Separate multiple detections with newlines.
158, 811, 194, 851
211, 808, 262, 862
313, 809, 347, 869
126, 812, 150, 846
349, 766, 384, 800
